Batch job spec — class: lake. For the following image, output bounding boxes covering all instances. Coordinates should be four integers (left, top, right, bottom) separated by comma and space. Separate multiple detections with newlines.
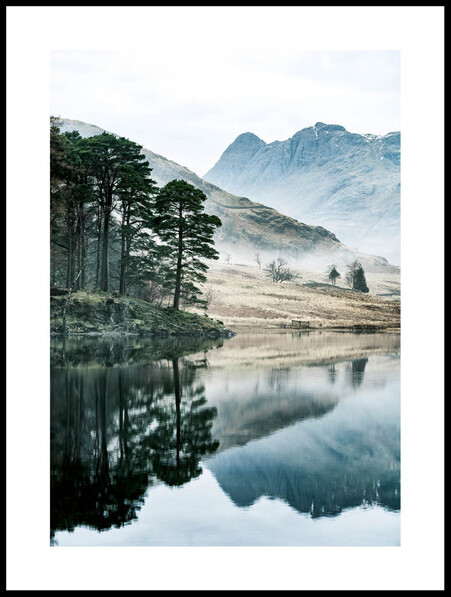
50, 330, 400, 546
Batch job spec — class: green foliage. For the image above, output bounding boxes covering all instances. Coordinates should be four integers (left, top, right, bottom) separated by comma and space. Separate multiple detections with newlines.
345, 260, 369, 293
153, 180, 222, 309
50, 123, 222, 316
50, 119, 161, 298
328, 266, 341, 286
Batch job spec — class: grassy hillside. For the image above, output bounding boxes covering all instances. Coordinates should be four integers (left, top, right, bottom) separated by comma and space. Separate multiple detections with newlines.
190, 261, 400, 331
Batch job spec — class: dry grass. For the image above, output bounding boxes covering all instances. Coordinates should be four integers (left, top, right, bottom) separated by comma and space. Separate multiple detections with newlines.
190, 261, 400, 332
188, 330, 400, 371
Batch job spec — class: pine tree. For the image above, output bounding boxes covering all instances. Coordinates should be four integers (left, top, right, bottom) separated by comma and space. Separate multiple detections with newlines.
353, 264, 369, 293
328, 266, 341, 286
50, 120, 159, 297
152, 180, 222, 310
83, 132, 155, 292
346, 260, 369, 293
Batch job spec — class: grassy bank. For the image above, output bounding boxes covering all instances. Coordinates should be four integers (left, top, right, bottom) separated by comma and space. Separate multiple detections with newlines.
50, 289, 233, 337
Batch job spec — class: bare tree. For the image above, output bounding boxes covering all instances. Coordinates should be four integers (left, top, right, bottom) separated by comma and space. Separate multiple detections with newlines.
254, 252, 262, 270
264, 257, 296, 283
203, 287, 215, 314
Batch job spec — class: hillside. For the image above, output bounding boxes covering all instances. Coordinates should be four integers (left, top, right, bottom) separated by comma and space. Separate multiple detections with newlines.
58, 119, 398, 274
191, 260, 400, 331
204, 123, 400, 264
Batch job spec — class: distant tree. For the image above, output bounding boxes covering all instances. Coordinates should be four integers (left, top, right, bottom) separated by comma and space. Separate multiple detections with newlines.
152, 180, 222, 310
345, 260, 369, 293
354, 265, 369, 293
225, 253, 231, 264
264, 257, 295, 283
255, 252, 262, 270
328, 266, 341, 286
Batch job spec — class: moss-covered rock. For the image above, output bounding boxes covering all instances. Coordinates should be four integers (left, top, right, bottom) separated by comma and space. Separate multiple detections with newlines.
50, 290, 234, 338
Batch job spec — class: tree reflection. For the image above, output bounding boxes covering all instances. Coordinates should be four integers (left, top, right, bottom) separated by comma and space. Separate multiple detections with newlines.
147, 359, 219, 486
348, 358, 368, 388
51, 351, 219, 540
327, 363, 337, 384
51, 367, 153, 541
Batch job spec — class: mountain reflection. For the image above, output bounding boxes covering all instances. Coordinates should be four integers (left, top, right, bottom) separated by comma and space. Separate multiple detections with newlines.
206, 360, 400, 518
207, 356, 372, 451
50, 337, 221, 540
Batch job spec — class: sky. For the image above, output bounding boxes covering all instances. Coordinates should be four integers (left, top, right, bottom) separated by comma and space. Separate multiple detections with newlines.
51, 48, 400, 177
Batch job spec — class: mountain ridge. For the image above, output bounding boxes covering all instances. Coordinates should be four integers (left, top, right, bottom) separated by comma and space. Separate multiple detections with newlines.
204, 123, 400, 264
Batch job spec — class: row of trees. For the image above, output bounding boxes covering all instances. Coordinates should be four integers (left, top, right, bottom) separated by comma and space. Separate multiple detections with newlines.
257, 254, 369, 293
50, 118, 222, 309
328, 261, 369, 293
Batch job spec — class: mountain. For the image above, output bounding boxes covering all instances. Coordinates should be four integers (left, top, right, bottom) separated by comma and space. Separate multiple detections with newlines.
57, 119, 398, 273
204, 123, 400, 265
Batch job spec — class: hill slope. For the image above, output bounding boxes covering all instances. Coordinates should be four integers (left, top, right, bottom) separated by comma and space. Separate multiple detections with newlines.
58, 119, 398, 274
192, 261, 400, 331
204, 122, 400, 264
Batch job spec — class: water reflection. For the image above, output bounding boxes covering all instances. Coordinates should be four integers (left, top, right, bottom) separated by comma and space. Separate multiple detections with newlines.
51, 332, 400, 545
348, 358, 369, 388
206, 373, 400, 517
51, 336, 221, 541
147, 359, 219, 487
328, 363, 337, 384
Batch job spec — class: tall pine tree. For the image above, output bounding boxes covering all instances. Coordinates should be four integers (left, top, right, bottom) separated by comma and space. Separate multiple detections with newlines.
153, 180, 222, 310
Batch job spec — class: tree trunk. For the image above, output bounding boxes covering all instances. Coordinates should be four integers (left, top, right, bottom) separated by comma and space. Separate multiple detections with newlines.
101, 188, 113, 293
173, 213, 183, 310
62, 267, 84, 335
119, 204, 128, 295
101, 207, 110, 292
173, 359, 181, 468
95, 205, 102, 290
76, 203, 86, 290
66, 223, 73, 290
51, 243, 57, 287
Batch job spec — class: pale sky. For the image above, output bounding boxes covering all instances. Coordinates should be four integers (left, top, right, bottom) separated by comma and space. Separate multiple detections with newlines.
51, 48, 400, 177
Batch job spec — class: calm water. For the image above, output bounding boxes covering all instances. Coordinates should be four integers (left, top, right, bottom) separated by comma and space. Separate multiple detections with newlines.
51, 331, 400, 546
